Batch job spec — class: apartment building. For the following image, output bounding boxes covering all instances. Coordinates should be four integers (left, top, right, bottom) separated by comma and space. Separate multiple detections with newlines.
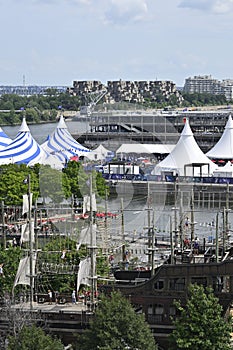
183, 75, 233, 100
68, 79, 183, 105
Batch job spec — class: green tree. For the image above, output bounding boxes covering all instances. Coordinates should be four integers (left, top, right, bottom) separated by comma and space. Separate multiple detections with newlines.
62, 161, 89, 198
7, 324, 64, 350
75, 291, 157, 350
169, 284, 232, 350
93, 171, 109, 199
0, 164, 39, 205
39, 165, 70, 203
0, 246, 21, 296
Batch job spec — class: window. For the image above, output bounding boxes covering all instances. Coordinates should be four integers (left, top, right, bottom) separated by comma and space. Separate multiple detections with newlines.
154, 280, 164, 290
169, 278, 185, 291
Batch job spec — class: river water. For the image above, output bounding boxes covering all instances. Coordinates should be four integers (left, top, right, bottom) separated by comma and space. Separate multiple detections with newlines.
2, 121, 233, 246
3, 120, 89, 145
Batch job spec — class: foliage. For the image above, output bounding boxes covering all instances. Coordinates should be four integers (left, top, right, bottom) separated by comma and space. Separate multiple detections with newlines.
0, 92, 82, 125
7, 324, 64, 350
93, 171, 109, 199
62, 160, 89, 198
0, 91, 231, 126
62, 161, 109, 200
0, 164, 39, 205
36, 237, 87, 294
38, 165, 70, 203
169, 284, 232, 350
96, 251, 110, 277
181, 92, 229, 107
0, 246, 21, 297
75, 291, 157, 350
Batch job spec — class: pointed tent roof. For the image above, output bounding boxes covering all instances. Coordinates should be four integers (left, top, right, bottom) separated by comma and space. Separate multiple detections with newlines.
41, 115, 90, 164
0, 127, 12, 150
85, 144, 112, 161
0, 118, 59, 166
213, 161, 233, 177
151, 118, 217, 176
206, 115, 233, 159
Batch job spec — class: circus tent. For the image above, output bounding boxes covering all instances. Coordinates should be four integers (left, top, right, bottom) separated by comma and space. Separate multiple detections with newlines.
206, 115, 233, 160
41, 115, 90, 165
0, 127, 12, 150
0, 118, 61, 167
0, 127, 12, 149
151, 118, 218, 177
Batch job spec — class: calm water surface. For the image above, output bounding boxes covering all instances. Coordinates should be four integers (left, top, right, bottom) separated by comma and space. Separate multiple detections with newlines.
3, 120, 88, 145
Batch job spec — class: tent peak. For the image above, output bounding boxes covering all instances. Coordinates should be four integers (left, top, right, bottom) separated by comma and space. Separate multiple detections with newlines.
18, 117, 30, 133
181, 117, 193, 137
57, 115, 68, 129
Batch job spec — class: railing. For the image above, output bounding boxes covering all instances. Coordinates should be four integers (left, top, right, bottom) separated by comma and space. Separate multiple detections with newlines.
102, 173, 233, 184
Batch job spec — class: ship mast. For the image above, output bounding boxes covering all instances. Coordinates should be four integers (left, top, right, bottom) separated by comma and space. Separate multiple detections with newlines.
89, 175, 97, 308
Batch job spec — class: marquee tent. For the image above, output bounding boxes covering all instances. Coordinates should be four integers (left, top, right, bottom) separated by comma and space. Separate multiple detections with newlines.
85, 144, 113, 161
213, 161, 233, 177
0, 118, 58, 166
0, 127, 12, 150
116, 143, 175, 155
41, 115, 90, 165
206, 115, 233, 159
151, 118, 218, 177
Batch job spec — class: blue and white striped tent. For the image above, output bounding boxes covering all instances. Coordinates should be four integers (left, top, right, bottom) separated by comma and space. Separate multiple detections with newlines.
41, 115, 90, 164
0, 118, 61, 167
0, 127, 12, 150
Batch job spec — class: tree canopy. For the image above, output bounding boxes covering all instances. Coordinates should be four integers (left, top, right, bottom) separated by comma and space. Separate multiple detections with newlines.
75, 291, 157, 350
169, 284, 232, 350
7, 324, 64, 350
0, 163, 107, 206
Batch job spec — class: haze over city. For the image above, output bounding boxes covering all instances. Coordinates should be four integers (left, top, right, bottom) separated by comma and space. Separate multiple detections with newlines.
1, 0, 233, 87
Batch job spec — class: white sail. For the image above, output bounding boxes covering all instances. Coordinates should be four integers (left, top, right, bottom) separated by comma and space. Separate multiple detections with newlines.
13, 253, 37, 288
77, 224, 97, 249
83, 194, 97, 214
76, 257, 91, 292
20, 221, 35, 244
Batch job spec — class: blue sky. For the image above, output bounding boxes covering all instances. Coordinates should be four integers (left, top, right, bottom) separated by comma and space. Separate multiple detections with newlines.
1, 0, 233, 87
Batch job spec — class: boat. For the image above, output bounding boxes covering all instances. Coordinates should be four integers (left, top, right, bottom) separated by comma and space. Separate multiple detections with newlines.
101, 245, 233, 350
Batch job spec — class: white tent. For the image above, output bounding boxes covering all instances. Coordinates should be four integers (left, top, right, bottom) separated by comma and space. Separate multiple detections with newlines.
213, 161, 233, 177
151, 118, 218, 177
85, 144, 112, 161
206, 115, 233, 159
116, 143, 175, 155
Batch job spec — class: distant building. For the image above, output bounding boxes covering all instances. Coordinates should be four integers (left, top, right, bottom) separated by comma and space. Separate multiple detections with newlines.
67, 79, 183, 106
183, 75, 233, 101
0, 85, 67, 96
